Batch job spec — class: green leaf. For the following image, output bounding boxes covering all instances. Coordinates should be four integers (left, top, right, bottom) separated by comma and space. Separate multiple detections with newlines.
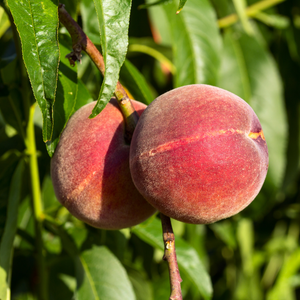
185, 224, 208, 268
128, 44, 175, 75
129, 37, 173, 58
152, 272, 172, 300
90, 0, 132, 118
232, 0, 253, 35
218, 31, 287, 187
80, 0, 101, 45
12, 293, 36, 300
63, 222, 87, 250
61, 0, 78, 20
176, 0, 187, 14
132, 217, 212, 300
254, 12, 290, 29
163, 0, 222, 87
43, 218, 79, 257
0, 159, 25, 300
0, 6, 10, 39
48, 258, 76, 300
235, 219, 264, 300
139, 0, 170, 10
0, 151, 21, 241
46, 36, 78, 157
74, 79, 94, 112
209, 220, 237, 249
7, 0, 60, 142
146, 2, 173, 46
127, 269, 153, 300
43, 229, 62, 254
0, 88, 26, 138
42, 175, 61, 213
120, 60, 154, 105
75, 245, 136, 300
267, 248, 300, 300
237, 219, 254, 276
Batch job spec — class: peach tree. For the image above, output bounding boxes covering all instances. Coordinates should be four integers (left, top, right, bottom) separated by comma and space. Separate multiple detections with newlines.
0, 0, 298, 299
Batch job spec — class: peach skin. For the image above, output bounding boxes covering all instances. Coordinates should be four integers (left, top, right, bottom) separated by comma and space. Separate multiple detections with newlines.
51, 98, 156, 230
130, 84, 268, 224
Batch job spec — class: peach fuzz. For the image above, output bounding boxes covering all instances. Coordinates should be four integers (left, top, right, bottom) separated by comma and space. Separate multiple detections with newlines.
129, 84, 269, 224
51, 98, 156, 230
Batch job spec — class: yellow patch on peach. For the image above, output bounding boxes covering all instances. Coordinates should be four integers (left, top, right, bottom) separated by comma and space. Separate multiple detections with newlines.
248, 130, 265, 140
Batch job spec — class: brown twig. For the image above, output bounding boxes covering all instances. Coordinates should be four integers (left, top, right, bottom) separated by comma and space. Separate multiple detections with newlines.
57, 4, 138, 138
161, 213, 183, 300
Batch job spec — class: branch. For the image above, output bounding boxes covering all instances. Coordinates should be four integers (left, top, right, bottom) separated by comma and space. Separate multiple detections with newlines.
58, 4, 138, 138
161, 213, 183, 300
58, 6, 183, 298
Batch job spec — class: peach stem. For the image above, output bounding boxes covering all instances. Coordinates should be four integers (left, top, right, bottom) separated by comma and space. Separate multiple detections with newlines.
57, 4, 138, 138
161, 214, 183, 300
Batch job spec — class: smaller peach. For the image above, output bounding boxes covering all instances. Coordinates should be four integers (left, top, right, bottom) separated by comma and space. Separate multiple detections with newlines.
51, 98, 156, 230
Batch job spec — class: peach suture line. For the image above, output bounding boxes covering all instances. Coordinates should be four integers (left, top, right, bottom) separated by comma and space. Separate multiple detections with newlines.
136, 128, 265, 159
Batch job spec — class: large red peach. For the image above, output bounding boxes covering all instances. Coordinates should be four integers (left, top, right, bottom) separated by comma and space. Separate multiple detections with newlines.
51, 98, 156, 230
129, 84, 268, 224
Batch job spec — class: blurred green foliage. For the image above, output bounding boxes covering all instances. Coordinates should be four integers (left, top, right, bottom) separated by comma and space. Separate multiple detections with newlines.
0, 0, 300, 299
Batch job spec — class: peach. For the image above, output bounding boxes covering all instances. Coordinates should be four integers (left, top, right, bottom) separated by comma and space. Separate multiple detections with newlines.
129, 84, 268, 224
51, 98, 156, 230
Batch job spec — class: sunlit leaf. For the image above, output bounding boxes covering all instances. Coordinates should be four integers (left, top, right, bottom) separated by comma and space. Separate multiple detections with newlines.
185, 224, 208, 268
176, 0, 187, 14
0, 7, 10, 39
237, 219, 254, 276
163, 0, 222, 87
128, 44, 175, 75
75, 245, 136, 300
235, 219, 264, 300
254, 12, 290, 29
267, 248, 300, 300
147, 2, 173, 45
232, 0, 253, 35
90, 0, 132, 118
120, 59, 154, 105
80, 0, 101, 45
0, 159, 24, 300
7, 0, 60, 142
